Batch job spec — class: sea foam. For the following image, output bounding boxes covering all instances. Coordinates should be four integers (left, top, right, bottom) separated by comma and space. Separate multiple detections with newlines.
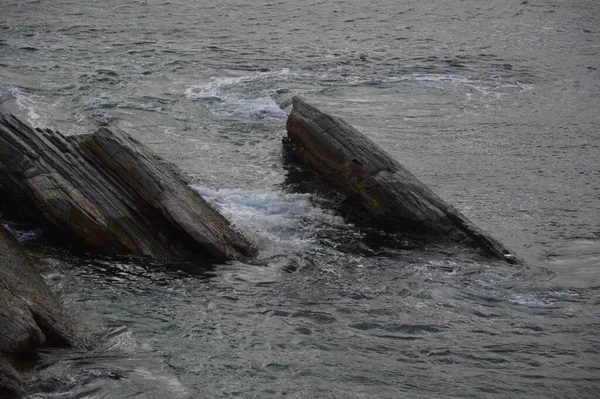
185, 71, 289, 119
9, 87, 41, 125
192, 186, 345, 252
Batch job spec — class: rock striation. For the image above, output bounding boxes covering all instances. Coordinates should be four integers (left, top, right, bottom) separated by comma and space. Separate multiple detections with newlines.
285, 97, 521, 264
0, 112, 256, 262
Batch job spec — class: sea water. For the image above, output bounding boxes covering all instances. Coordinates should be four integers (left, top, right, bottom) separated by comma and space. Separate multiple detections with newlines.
1, 0, 599, 397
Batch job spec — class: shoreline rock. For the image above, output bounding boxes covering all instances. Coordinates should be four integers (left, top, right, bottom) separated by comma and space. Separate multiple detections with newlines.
0, 112, 256, 263
0, 225, 88, 397
285, 97, 521, 264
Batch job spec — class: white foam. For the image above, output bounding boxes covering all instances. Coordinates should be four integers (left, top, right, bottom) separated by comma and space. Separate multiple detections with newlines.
409, 74, 474, 84
508, 294, 554, 307
185, 70, 290, 119
10, 87, 41, 125
133, 368, 189, 397
192, 186, 345, 251
471, 274, 512, 289
1, 223, 42, 242
104, 327, 138, 352
407, 74, 534, 98
324, 73, 534, 99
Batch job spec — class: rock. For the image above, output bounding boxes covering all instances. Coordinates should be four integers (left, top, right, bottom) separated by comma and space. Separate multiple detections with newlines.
0, 225, 87, 397
0, 112, 256, 262
285, 97, 521, 264
0, 357, 24, 398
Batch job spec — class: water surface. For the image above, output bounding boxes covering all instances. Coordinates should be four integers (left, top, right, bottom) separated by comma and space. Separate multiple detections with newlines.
1, 0, 599, 397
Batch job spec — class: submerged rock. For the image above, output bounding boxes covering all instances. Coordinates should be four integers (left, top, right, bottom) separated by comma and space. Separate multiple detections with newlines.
285, 97, 521, 264
0, 112, 256, 262
0, 225, 87, 397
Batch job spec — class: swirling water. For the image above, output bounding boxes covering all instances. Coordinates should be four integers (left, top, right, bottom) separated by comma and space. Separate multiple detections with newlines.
1, 0, 599, 397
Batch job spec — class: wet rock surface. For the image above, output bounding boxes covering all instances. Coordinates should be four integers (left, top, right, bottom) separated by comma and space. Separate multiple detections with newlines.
285, 97, 521, 264
0, 112, 256, 263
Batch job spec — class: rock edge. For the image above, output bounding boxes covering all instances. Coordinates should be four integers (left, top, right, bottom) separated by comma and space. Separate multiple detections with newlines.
285, 96, 521, 264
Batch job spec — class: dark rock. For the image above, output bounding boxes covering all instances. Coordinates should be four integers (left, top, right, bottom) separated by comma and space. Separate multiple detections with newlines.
0, 356, 24, 398
285, 97, 521, 264
0, 112, 256, 262
0, 225, 87, 397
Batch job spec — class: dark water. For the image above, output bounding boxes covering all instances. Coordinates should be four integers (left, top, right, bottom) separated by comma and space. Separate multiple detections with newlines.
1, 0, 600, 397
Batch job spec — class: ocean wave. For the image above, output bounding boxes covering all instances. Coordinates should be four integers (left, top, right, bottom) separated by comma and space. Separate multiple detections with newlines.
9, 87, 41, 125
184, 70, 290, 119
399, 73, 534, 97
315, 72, 534, 98
508, 294, 555, 307
192, 186, 345, 251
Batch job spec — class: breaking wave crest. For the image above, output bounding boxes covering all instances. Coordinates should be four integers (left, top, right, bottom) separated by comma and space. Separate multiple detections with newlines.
185, 71, 290, 119
192, 186, 346, 253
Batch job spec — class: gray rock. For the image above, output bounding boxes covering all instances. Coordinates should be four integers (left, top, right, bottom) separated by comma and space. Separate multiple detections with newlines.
0, 225, 87, 397
0, 356, 24, 398
285, 97, 521, 264
0, 113, 256, 262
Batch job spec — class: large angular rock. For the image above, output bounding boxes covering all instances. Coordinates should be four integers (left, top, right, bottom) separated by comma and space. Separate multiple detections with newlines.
0, 113, 256, 262
285, 97, 521, 264
0, 225, 87, 397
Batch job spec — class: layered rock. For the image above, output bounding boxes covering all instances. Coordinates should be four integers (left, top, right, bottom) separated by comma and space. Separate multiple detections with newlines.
285, 97, 521, 264
0, 112, 256, 262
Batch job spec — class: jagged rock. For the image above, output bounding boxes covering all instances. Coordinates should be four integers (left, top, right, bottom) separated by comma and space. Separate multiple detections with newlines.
0, 112, 256, 262
0, 225, 87, 397
285, 97, 521, 264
